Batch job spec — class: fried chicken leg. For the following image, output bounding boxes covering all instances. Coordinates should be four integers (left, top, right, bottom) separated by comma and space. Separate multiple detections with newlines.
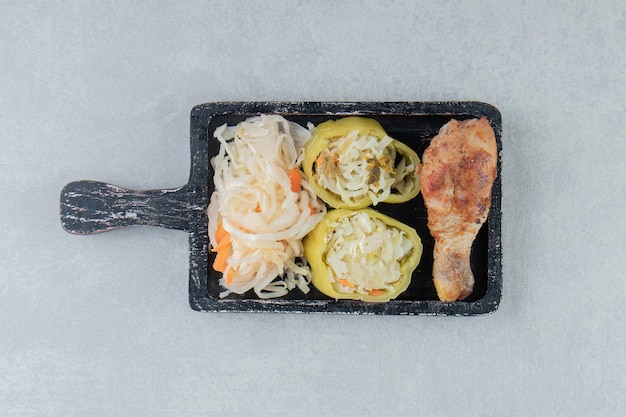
420, 117, 497, 301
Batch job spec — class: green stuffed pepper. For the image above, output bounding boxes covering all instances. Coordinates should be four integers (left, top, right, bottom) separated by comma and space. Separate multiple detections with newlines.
304, 208, 422, 302
303, 117, 421, 209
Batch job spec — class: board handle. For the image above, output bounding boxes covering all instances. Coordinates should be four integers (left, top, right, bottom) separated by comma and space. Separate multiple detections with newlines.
60, 180, 202, 234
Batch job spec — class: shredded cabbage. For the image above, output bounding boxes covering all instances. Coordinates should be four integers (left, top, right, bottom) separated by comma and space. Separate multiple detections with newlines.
208, 115, 326, 298
324, 211, 414, 295
313, 130, 415, 205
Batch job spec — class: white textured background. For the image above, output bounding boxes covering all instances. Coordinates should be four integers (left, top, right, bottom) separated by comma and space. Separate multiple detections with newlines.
1, 1, 625, 416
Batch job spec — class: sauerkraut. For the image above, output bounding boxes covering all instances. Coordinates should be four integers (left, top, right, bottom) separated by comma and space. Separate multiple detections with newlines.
208, 115, 326, 298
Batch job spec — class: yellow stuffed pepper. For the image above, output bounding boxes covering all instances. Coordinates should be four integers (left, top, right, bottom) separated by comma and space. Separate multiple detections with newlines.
304, 209, 422, 302
303, 117, 420, 209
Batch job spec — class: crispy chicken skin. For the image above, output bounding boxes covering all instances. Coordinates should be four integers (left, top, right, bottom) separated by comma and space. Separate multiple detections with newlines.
419, 117, 497, 301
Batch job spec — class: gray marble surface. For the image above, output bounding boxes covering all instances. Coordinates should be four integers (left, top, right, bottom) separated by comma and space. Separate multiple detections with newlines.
1, 1, 624, 416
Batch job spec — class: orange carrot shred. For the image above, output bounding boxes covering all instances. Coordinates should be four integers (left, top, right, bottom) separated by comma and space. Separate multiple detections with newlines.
213, 246, 229, 272
213, 233, 231, 252
288, 168, 302, 192
315, 153, 325, 168
225, 268, 234, 285
369, 289, 385, 296
212, 222, 231, 253
339, 279, 353, 288
215, 222, 228, 245
309, 203, 316, 215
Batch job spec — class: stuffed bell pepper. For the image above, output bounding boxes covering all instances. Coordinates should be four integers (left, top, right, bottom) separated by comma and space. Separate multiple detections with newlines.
304, 208, 422, 302
303, 117, 421, 209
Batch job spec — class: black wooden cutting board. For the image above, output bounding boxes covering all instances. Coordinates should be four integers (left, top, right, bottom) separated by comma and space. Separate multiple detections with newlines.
60, 101, 502, 315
